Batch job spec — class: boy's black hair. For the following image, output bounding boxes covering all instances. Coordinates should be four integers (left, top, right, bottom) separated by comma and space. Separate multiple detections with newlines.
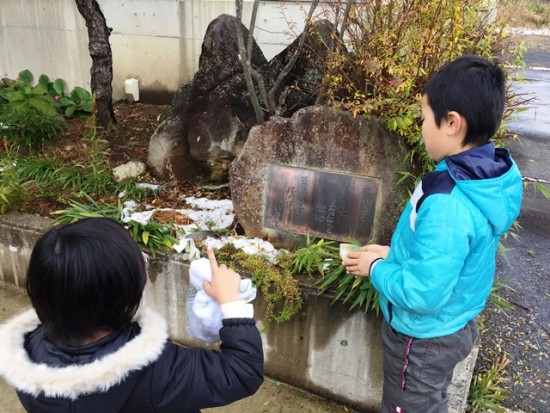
26, 218, 147, 346
422, 54, 506, 147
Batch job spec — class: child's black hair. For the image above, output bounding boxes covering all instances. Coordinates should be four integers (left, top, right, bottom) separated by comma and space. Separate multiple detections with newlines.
26, 218, 147, 346
422, 54, 506, 147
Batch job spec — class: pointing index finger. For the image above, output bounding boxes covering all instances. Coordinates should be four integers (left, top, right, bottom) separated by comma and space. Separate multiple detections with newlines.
207, 247, 219, 271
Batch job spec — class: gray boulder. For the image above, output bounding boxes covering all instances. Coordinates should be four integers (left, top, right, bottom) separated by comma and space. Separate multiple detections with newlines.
147, 14, 267, 181
229, 106, 410, 248
147, 15, 338, 181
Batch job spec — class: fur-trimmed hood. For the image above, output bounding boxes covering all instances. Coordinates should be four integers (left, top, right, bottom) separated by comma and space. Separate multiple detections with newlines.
0, 307, 168, 400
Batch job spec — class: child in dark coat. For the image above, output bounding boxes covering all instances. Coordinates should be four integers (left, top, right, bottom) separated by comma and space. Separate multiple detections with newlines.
0, 217, 264, 412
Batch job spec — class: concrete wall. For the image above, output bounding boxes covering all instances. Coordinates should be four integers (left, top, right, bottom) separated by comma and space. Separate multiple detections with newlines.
0, 0, 310, 103
0, 0, 498, 104
0, 212, 476, 412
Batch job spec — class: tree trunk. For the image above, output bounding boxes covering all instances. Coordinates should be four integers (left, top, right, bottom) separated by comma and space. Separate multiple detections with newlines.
75, 0, 116, 128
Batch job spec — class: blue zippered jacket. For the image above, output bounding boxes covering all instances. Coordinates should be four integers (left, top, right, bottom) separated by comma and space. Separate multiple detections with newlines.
371, 143, 523, 338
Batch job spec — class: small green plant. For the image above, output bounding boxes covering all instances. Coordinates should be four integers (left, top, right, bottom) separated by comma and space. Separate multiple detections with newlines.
533, 1, 546, 15
38, 74, 93, 117
0, 70, 65, 150
317, 261, 380, 314
54, 193, 122, 224
288, 236, 380, 313
54, 195, 178, 256
0, 161, 30, 213
468, 352, 510, 412
212, 244, 302, 325
532, 180, 550, 199
0, 151, 33, 212
487, 279, 515, 312
77, 123, 114, 196
117, 181, 162, 203
125, 219, 178, 256
289, 235, 339, 276
0, 110, 65, 150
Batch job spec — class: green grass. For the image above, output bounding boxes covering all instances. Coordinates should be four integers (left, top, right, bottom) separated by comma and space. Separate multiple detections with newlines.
468, 352, 511, 412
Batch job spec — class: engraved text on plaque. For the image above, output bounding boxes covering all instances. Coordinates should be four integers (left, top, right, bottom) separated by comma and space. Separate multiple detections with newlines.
264, 164, 379, 243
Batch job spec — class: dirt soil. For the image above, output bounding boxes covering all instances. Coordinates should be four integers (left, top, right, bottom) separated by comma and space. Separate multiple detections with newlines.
15, 101, 230, 219
47, 101, 169, 168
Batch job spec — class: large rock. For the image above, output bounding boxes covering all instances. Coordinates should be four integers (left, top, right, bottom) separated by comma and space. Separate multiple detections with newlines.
147, 14, 267, 181
267, 19, 336, 116
147, 15, 340, 181
229, 106, 410, 249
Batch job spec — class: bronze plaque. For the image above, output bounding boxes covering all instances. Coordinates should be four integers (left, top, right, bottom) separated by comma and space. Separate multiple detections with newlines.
264, 164, 379, 243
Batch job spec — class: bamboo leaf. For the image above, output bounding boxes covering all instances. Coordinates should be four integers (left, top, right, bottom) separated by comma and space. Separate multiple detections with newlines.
141, 231, 150, 245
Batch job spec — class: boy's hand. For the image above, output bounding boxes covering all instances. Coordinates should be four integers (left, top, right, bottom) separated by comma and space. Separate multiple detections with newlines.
361, 244, 390, 259
202, 247, 241, 305
343, 248, 386, 277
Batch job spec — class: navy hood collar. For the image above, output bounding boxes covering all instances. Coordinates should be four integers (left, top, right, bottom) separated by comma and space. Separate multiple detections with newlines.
446, 142, 512, 181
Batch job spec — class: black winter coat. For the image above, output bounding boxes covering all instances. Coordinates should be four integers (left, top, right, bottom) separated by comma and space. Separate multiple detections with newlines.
0, 308, 263, 413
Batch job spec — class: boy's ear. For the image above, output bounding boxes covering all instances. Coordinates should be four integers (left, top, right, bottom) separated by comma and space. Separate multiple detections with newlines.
445, 111, 466, 137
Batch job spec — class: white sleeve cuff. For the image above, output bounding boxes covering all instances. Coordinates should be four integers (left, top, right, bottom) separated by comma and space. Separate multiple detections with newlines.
370, 258, 383, 277
220, 300, 254, 319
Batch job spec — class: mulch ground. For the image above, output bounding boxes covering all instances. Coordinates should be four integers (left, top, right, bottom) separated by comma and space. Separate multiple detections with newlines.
11, 102, 228, 217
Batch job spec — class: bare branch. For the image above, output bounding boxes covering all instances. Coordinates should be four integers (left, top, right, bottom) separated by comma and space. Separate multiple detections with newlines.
236, 0, 243, 20
267, 0, 320, 113
235, 0, 265, 123
246, 1, 260, 64
245, 0, 272, 114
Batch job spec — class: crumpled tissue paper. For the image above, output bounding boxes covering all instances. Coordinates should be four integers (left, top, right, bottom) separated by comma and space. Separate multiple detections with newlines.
186, 257, 256, 343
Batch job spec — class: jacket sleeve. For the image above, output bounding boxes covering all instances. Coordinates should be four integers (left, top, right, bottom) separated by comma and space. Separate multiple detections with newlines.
371, 194, 474, 314
150, 318, 263, 412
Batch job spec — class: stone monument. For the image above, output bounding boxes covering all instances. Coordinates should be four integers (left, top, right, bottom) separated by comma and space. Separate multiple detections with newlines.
230, 105, 410, 249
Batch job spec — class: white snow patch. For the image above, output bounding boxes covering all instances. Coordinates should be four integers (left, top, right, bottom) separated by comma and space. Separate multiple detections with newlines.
118, 196, 284, 261
203, 236, 282, 263
508, 27, 550, 37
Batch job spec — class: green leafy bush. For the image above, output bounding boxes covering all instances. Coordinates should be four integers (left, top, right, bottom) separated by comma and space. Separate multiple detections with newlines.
0, 69, 93, 150
0, 70, 65, 149
38, 74, 93, 117
320, 0, 526, 176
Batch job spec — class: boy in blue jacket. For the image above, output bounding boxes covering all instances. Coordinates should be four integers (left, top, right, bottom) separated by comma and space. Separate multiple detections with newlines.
344, 55, 523, 412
